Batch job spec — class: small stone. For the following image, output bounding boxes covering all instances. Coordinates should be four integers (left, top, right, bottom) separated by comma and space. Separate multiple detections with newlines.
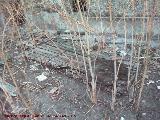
157, 80, 160, 83
157, 86, 160, 89
142, 100, 146, 103
120, 117, 125, 120
146, 80, 155, 85
142, 113, 146, 116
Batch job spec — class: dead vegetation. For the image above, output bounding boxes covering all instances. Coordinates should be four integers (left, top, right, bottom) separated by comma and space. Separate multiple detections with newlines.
0, 0, 160, 120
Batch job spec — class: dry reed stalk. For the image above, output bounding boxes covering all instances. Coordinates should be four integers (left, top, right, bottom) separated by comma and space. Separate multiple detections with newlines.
127, 0, 135, 91
129, 0, 147, 102
134, 18, 153, 111
75, 0, 97, 103
0, 3, 38, 119
134, 0, 154, 111
108, 0, 117, 111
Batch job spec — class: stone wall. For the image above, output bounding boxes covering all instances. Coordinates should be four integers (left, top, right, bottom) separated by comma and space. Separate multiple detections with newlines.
62, 0, 159, 17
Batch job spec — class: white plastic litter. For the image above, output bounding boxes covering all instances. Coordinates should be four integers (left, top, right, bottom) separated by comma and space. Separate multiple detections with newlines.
0, 77, 17, 96
36, 72, 47, 82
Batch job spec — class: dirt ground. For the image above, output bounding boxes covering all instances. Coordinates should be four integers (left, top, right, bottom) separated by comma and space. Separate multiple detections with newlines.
0, 21, 159, 120
0, 44, 160, 120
